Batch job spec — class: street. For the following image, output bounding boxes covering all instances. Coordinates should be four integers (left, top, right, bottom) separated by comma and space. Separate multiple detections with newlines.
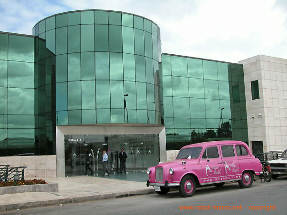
4, 178, 287, 215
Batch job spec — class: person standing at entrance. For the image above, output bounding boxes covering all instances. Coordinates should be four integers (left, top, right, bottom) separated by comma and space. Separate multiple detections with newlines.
119, 148, 127, 174
102, 150, 109, 176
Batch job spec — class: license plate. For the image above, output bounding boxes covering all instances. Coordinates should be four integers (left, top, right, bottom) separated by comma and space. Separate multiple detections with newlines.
154, 186, 161, 192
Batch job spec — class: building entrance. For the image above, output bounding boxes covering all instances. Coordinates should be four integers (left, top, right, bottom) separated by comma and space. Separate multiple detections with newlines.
64, 134, 159, 179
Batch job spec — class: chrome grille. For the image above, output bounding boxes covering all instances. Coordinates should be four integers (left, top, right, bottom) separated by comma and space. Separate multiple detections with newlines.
156, 167, 163, 182
270, 163, 286, 168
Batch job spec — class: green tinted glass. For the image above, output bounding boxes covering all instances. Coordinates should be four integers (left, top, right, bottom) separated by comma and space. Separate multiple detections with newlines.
82, 110, 96, 124
109, 11, 121, 25
0, 61, 7, 87
8, 35, 34, 62
135, 55, 145, 82
111, 109, 124, 123
82, 81, 95, 109
136, 82, 146, 109
68, 110, 81, 125
190, 98, 205, 118
189, 78, 204, 98
56, 27, 67, 54
68, 81, 81, 110
81, 25, 94, 52
134, 29, 144, 55
144, 32, 152, 58
68, 12, 81, 25
95, 25, 108, 51
56, 14, 68, 28
0, 34, 8, 60
122, 26, 134, 54
8, 61, 34, 88
188, 58, 203, 78
56, 54, 67, 82
46, 16, 55, 31
204, 80, 219, 99
97, 109, 110, 123
134, 16, 143, 29
109, 25, 122, 52
124, 81, 136, 109
110, 53, 123, 80
122, 13, 133, 27
144, 19, 152, 32
171, 56, 187, 76
68, 53, 80, 81
96, 80, 110, 108
8, 88, 34, 114
111, 80, 123, 108
123, 54, 135, 81
56, 82, 67, 111
95, 52, 109, 80
81, 52, 95, 80
95, 10, 108, 24
81, 11, 94, 24
68, 25, 80, 53
39, 20, 45, 33
46, 29, 55, 53
204, 61, 218, 80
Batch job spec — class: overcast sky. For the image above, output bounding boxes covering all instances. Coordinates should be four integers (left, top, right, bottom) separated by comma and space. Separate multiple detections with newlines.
1, 0, 287, 62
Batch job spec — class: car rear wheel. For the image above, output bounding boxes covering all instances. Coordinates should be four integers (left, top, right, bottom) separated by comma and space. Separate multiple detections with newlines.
238, 171, 254, 188
155, 187, 170, 195
179, 175, 196, 197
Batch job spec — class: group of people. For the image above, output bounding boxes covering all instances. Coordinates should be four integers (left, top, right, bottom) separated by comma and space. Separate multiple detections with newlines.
102, 148, 127, 176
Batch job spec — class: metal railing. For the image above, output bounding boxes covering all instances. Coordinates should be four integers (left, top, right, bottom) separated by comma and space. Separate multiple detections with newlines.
0, 165, 26, 182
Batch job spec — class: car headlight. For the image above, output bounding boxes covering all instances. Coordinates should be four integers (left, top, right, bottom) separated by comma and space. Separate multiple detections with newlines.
169, 168, 174, 175
147, 169, 151, 175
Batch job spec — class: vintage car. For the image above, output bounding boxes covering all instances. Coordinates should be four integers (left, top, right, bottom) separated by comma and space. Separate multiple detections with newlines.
146, 140, 262, 197
269, 149, 287, 179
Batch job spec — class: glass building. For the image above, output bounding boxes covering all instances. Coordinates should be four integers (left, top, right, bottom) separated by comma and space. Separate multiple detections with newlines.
0, 9, 248, 177
161, 54, 248, 150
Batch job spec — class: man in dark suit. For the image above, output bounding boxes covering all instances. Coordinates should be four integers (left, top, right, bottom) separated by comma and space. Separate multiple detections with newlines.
119, 148, 128, 174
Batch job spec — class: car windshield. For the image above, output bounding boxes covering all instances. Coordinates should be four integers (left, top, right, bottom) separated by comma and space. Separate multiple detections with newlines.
176, 147, 202, 159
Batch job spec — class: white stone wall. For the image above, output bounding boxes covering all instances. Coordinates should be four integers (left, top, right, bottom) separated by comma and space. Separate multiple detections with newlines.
166, 150, 179, 162
0, 155, 56, 179
240, 55, 287, 152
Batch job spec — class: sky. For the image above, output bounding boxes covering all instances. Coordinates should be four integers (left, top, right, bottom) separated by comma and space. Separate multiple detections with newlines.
0, 0, 287, 62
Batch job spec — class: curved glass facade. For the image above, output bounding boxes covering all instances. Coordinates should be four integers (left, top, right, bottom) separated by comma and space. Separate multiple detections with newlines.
161, 54, 248, 149
33, 10, 161, 125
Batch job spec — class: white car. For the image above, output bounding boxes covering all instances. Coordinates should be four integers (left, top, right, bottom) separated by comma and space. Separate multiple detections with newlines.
269, 149, 287, 179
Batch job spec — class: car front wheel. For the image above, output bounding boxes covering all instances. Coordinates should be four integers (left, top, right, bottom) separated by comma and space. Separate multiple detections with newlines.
238, 171, 254, 188
155, 187, 170, 195
179, 175, 196, 197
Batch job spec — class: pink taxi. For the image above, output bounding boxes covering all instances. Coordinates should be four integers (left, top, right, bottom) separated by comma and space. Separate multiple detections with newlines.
146, 140, 262, 197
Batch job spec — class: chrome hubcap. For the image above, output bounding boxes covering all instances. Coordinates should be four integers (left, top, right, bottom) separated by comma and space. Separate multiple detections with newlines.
186, 182, 192, 191
244, 174, 250, 182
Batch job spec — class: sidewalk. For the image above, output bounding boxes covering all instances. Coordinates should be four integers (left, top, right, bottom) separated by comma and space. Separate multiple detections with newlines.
0, 176, 154, 213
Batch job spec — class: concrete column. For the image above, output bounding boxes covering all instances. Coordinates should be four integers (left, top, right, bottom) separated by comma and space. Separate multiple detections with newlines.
56, 126, 65, 177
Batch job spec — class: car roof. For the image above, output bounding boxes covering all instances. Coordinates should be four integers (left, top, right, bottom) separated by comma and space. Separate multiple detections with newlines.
181, 140, 246, 149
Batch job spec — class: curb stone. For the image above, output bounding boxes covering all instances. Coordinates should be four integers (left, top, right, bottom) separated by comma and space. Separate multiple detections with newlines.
0, 189, 154, 213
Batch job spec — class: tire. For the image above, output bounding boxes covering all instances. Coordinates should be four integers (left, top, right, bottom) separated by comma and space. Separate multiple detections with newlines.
214, 182, 225, 188
155, 187, 170, 195
271, 174, 279, 179
179, 175, 196, 197
238, 171, 254, 188
265, 173, 272, 182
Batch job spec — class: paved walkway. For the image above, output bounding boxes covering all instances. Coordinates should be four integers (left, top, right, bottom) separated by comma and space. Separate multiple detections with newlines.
0, 176, 153, 212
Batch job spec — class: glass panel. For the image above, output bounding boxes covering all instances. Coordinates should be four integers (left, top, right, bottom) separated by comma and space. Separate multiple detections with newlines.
0, 87, 7, 114
136, 82, 146, 109
82, 81, 95, 109
110, 53, 123, 80
68, 25, 80, 53
134, 16, 143, 30
8, 115, 35, 128
111, 109, 124, 123
81, 11, 94, 24
96, 80, 110, 108
109, 11, 121, 25
8, 35, 34, 62
68, 81, 81, 110
251, 80, 260, 100
56, 82, 67, 111
162, 76, 172, 96
146, 58, 153, 84
221, 145, 235, 157
134, 29, 144, 56
68, 110, 81, 125
190, 119, 206, 128
8, 61, 34, 88
204, 61, 218, 80
137, 109, 147, 123
0, 61, 7, 87
124, 81, 136, 109
122, 13, 133, 27
219, 81, 230, 100
144, 19, 152, 33
8, 88, 34, 114
46, 29, 55, 53
57, 111, 68, 125
109, 25, 122, 52
172, 76, 188, 97
144, 32, 152, 58
46, 16, 55, 31
189, 78, 204, 98
163, 97, 173, 117
39, 20, 45, 33
81, 25, 94, 52
0, 33, 8, 60
56, 54, 67, 82
81, 52, 95, 80
111, 80, 123, 108
123, 54, 135, 81
190, 98, 205, 118
68, 53, 80, 81
95, 52, 109, 80
135, 55, 145, 82
171, 56, 187, 77
82, 110, 96, 124
188, 58, 203, 78
68, 12, 81, 25
122, 26, 134, 54
56, 14, 68, 28
95, 10, 108, 24
95, 25, 108, 51
205, 99, 220, 118
56, 27, 67, 55
218, 63, 229, 81
161, 55, 171, 75
204, 80, 219, 99
97, 109, 110, 123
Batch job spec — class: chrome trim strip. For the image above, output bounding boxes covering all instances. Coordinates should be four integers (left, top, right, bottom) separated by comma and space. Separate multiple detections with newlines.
149, 182, 180, 187
200, 179, 239, 185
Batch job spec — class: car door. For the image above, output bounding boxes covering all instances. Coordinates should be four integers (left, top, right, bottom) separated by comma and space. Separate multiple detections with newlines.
220, 145, 240, 180
200, 146, 225, 184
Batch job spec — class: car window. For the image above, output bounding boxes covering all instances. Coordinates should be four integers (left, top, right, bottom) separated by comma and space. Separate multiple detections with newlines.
202, 146, 219, 159
221, 145, 235, 157
176, 147, 202, 159
236, 145, 248, 156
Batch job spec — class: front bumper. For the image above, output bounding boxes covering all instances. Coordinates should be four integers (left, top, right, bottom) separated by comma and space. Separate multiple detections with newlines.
146, 180, 180, 187
270, 166, 287, 175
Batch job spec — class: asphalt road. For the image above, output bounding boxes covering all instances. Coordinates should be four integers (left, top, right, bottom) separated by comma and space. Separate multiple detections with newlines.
5, 178, 287, 215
